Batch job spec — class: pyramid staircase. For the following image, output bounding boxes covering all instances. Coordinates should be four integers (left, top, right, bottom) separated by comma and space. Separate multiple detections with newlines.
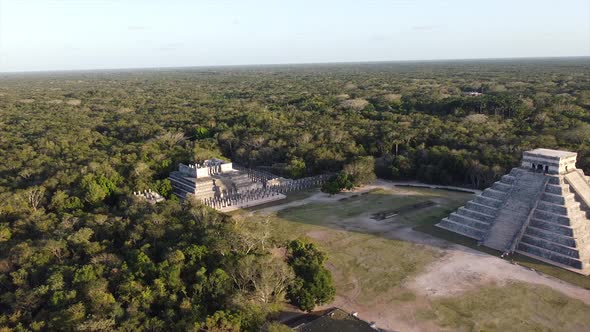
437, 166, 590, 275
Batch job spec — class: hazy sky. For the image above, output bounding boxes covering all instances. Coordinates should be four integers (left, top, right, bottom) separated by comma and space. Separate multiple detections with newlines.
0, 0, 589, 72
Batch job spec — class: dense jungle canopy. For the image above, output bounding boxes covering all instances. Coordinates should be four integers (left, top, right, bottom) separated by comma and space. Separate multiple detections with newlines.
0, 58, 589, 330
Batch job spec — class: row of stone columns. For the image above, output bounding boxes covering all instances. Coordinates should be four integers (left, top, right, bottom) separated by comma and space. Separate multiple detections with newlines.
133, 189, 165, 203
198, 165, 331, 210
233, 165, 275, 183
200, 173, 331, 209
201, 187, 281, 209
267, 174, 331, 193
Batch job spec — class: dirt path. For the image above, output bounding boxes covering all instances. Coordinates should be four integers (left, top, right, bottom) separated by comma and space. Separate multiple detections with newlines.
404, 238, 590, 304
374, 179, 483, 195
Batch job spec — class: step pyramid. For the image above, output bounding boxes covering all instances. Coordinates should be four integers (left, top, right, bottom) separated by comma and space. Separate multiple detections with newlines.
437, 148, 590, 275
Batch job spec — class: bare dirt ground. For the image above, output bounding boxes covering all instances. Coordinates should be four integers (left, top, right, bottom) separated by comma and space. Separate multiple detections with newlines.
405, 243, 590, 303
257, 180, 590, 331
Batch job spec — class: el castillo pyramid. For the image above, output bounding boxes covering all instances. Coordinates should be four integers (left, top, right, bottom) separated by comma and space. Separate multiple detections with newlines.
437, 148, 590, 275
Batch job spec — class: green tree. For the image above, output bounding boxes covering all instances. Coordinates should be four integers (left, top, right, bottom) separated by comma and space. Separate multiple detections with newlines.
204, 310, 241, 332
285, 157, 306, 178
194, 126, 211, 139
286, 239, 335, 311
343, 156, 376, 186
321, 172, 354, 195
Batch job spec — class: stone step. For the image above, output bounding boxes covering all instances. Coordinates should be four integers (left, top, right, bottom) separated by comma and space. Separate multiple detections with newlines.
545, 184, 570, 195
501, 174, 516, 185
169, 180, 197, 195
172, 188, 188, 199
437, 218, 485, 240
517, 241, 583, 269
533, 209, 575, 226
473, 195, 503, 208
491, 181, 512, 192
448, 213, 491, 231
547, 176, 563, 185
541, 192, 575, 205
465, 201, 498, 216
457, 206, 496, 223
481, 188, 508, 200
169, 177, 197, 188
520, 234, 580, 258
529, 218, 574, 237
169, 174, 197, 187
524, 226, 577, 248
536, 201, 580, 215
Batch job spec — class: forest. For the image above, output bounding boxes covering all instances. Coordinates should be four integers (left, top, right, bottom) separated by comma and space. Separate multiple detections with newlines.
0, 57, 589, 330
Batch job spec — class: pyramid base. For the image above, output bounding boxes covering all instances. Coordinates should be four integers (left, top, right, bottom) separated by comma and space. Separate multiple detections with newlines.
436, 222, 590, 275
515, 250, 590, 276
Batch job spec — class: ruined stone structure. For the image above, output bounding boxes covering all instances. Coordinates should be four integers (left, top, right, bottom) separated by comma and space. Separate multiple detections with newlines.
437, 148, 590, 275
169, 159, 329, 212
133, 189, 165, 204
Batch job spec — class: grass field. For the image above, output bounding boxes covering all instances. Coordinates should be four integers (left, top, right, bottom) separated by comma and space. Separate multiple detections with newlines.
419, 282, 590, 331
240, 186, 590, 331
260, 188, 465, 308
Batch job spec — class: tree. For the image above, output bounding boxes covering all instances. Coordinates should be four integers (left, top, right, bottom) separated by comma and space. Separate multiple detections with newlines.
343, 156, 376, 186
285, 157, 306, 178
321, 172, 354, 195
25, 186, 45, 211
286, 240, 335, 311
204, 310, 241, 332
154, 179, 173, 198
81, 176, 109, 205
194, 126, 211, 139
0, 223, 12, 242
229, 255, 294, 304
264, 322, 293, 332
50, 190, 83, 212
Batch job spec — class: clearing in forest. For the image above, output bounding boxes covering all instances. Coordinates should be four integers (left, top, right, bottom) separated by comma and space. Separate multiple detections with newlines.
239, 182, 590, 332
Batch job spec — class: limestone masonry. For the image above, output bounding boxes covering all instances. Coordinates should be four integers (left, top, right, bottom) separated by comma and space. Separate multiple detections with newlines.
169, 158, 328, 212
437, 148, 590, 275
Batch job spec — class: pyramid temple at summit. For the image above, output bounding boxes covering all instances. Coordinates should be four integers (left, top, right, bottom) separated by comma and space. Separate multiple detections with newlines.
437, 148, 590, 275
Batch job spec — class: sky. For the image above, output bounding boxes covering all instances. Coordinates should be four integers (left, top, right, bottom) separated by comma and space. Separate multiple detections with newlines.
0, 0, 589, 72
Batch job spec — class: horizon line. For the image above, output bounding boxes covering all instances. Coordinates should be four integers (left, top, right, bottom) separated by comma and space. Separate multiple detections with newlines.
1, 55, 589, 75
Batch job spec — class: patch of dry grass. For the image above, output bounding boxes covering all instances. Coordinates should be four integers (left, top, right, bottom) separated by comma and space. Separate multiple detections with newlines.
419, 281, 590, 331
259, 188, 463, 306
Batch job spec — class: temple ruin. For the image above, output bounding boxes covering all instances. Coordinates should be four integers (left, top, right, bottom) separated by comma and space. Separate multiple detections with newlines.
133, 189, 165, 204
437, 148, 590, 275
169, 158, 329, 212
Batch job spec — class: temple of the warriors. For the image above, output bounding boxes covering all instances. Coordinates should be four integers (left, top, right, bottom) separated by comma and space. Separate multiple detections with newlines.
168, 158, 328, 212
437, 148, 590, 275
